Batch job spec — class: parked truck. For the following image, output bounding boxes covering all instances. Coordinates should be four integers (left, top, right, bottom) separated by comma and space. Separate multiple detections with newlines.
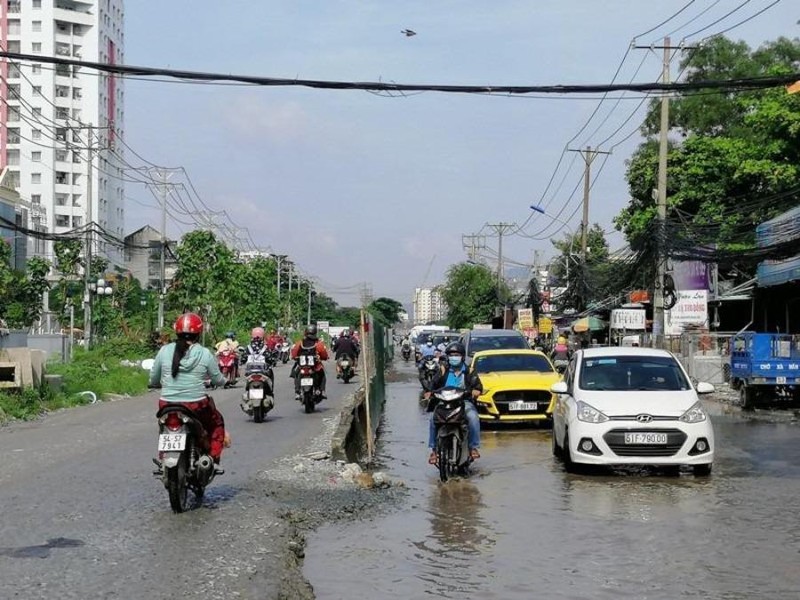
728, 332, 800, 409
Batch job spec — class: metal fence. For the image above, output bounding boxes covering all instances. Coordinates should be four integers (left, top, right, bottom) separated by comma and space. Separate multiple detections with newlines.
357, 313, 393, 461
675, 332, 736, 385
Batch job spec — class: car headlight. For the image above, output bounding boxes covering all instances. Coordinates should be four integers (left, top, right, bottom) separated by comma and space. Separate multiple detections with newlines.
679, 401, 707, 423
576, 401, 609, 423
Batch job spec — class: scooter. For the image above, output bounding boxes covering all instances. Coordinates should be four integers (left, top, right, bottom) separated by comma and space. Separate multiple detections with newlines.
217, 349, 238, 387
427, 386, 472, 482
240, 353, 275, 423
337, 355, 355, 383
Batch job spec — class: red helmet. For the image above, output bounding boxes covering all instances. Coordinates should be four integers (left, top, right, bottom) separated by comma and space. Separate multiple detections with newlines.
174, 312, 203, 335
251, 327, 265, 339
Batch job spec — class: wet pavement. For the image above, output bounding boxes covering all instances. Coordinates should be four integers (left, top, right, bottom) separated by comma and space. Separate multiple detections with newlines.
0, 361, 354, 600
305, 360, 800, 600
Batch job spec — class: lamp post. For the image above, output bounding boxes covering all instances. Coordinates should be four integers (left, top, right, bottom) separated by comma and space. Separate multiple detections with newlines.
529, 205, 578, 279
89, 278, 113, 345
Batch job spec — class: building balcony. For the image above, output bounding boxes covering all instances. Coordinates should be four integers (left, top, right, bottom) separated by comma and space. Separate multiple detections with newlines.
53, 7, 94, 27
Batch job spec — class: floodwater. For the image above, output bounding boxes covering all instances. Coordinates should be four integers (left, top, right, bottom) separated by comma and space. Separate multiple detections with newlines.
305, 361, 800, 600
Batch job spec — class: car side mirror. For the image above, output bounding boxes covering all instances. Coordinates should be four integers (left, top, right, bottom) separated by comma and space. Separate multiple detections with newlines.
695, 381, 715, 395
551, 381, 568, 394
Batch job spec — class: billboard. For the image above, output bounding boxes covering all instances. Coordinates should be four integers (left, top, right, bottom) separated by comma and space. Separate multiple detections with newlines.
610, 309, 646, 330
670, 260, 711, 292
665, 290, 708, 336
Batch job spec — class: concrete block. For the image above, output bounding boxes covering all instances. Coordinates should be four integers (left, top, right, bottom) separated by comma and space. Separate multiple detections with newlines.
44, 374, 63, 394
30, 349, 46, 388
0, 361, 21, 389
0, 348, 33, 387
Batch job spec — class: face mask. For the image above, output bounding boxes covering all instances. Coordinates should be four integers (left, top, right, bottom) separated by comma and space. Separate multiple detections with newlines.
448, 356, 462, 367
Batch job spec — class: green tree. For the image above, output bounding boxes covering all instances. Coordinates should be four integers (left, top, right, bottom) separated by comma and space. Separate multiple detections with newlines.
440, 263, 505, 329
549, 224, 612, 313
616, 36, 800, 251
2, 256, 51, 328
368, 297, 404, 327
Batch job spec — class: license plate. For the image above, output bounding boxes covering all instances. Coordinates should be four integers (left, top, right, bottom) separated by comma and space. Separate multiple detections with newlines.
300, 377, 314, 387
624, 432, 668, 444
509, 401, 538, 411
776, 376, 787, 384
158, 433, 186, 451
248, 388, 264, 401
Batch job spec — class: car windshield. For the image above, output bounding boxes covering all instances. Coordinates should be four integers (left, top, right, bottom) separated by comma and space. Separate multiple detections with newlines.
469, 335, 529, 354
474, 353, 554, 374
579, 355, 690, 391
432, 333, 458, 346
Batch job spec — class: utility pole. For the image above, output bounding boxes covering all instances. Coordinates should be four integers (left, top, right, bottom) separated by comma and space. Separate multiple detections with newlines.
156, 168, 171, 331
83, 124, 94, 348
307, 283, 313, 326
486, 223, 516, 293
461, 234, 487, 262
568, 146, 611, 261
632, 37, 695, 348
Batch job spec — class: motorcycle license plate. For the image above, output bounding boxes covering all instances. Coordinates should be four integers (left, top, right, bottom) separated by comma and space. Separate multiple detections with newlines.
248, 388, 264, 401
300, 377, 314, 387
158, 433, 186, 452
624, 432, 668, 445
509, 401, 537, 411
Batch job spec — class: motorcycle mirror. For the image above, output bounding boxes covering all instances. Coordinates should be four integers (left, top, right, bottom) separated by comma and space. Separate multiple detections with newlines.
141, 358, 155, 371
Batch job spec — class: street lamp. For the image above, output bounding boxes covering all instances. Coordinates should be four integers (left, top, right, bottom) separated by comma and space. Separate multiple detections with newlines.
530, 205, 578, 279
89, 278, 113, 344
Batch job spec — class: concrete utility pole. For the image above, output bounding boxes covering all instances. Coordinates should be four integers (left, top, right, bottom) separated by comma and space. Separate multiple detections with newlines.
156, 168, 172, 331
486, 223, 516, 292
567, 146, 611, 261
83, 123, 94, 348
461, 234, 487, 262
654, 37, 672, 347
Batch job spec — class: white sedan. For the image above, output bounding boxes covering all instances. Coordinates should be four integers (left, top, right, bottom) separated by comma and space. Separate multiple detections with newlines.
551, 347, 715, 476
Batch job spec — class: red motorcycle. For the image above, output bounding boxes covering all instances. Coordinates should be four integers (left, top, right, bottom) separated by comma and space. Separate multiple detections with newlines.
217, 350, 238, 387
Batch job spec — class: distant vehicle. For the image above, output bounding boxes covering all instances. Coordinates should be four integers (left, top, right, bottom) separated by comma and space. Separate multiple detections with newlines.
470, 349, 561, 425
729, 332, 800, 409
459, 328, 529, 364
431, 330, 461, 348
551, 347, 715, 476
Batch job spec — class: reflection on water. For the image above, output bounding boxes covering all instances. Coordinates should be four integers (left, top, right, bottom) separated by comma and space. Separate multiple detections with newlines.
305, 364, 800, 600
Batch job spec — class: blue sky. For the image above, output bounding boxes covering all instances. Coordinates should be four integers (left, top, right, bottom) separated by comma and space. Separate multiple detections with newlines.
123, 1, 798, 308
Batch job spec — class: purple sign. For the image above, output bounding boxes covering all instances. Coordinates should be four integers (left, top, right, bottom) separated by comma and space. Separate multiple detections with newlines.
671, 261, 710, 291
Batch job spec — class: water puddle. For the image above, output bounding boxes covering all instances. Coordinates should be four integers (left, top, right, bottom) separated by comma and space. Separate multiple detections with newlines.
0, 537, 85, 559
305, 362, 800, 599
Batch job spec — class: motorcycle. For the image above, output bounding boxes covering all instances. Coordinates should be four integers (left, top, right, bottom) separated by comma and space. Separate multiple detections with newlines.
427, 386, 472, 482
240, 352, 275, 423
419, 356, 439, 390
277, 342, 291, 365
337, 355, 355, 384
553, 358, 569, 375
217, 349, 238, 387
295, 353, 321, 414
401, 346, 411, 361
153, 400, 222, 513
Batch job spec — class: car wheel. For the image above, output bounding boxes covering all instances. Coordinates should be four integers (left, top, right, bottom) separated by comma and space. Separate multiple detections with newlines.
693, 463, 712, 477
551, 427, 562, 458
562, 431, 578, 473
740, 385, 755, 410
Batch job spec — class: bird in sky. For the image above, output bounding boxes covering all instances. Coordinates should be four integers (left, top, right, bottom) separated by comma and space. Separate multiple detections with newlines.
401, 29, 417, 37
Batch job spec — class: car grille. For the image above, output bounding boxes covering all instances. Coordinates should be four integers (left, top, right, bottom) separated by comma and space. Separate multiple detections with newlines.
603, 428, 687, 457
492, 390, 552, 415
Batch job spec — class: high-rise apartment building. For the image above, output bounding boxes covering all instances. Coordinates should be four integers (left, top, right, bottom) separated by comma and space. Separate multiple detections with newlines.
0, 0, 125, 265
413, 287, 446, 325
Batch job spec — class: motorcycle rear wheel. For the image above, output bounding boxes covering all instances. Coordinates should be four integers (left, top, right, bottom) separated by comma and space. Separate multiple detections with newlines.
253, 404, 264, 423
304, 393, 315, 414
342, 372, 352, 384
167, 461, 189, 513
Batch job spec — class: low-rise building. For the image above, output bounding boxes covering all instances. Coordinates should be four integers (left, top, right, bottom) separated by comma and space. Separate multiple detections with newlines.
124, 225, 177, 291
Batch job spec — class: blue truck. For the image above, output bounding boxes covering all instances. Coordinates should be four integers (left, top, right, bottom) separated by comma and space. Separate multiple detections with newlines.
729, 332, 800, 409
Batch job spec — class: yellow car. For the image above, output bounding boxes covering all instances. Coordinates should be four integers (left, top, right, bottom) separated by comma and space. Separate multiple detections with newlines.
470, 349, 561, 425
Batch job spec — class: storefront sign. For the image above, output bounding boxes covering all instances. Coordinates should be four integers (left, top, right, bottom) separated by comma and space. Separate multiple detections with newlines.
610, 309, 646, 330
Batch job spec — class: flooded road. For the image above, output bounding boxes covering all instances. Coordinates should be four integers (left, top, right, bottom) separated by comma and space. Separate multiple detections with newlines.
305, 361, 800, 599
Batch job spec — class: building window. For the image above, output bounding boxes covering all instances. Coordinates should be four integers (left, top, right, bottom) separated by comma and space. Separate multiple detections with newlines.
55, 172, 68, 185
32, 42, 42, 53
31, 64, 42, 75
32, 129, 42, 140
72, 194, 82, 207
72, 216, 83, 228
72, 173, 81, 185
32, 173, 42, 184
31, 194, 41, 205
32, 21, 42, 32
31, 151, 42, 162
55, 149, 68, 162
33, 0, 42, 8
55, 215, 70, 228
32, 86, 42, 96
6, 150, 20, 166
32, 107, 42, 116
55, 193, 68, 206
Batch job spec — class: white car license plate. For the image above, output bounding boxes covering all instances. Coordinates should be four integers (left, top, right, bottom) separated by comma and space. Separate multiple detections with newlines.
248, 388, 264, 401
776, 376, 787, 384
158, 433, 186, 452
509, 401, 537, 411
300, 377, 314, 387
624, 432, 668, 445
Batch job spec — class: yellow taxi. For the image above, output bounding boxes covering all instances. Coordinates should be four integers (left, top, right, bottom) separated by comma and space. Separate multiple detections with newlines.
470, 349, 561, 425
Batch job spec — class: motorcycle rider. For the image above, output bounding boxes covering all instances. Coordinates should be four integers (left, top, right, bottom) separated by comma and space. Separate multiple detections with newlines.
424, 342, 482, 465
418, 339, 435, 364
332, 328, 360, 379
266, 329, 282, 351
551, 335, 572, 372
215, 330, 240, 377
290, 324, 329, 400
149, 312, 230, 464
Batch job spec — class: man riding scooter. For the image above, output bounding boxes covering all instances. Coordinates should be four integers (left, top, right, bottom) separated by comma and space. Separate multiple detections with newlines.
290, 325, 329, 400
332, 328, 360, 380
